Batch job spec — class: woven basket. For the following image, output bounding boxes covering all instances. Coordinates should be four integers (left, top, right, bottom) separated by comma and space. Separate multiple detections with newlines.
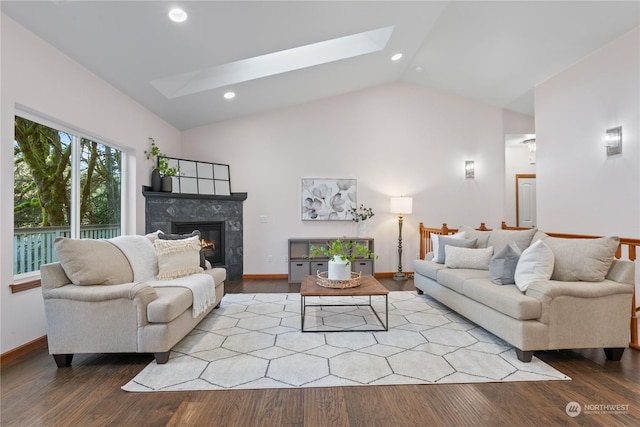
316, 271, 362, 289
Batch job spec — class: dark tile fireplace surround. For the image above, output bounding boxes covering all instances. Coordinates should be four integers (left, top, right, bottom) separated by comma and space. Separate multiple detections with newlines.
143, 189, 247, 281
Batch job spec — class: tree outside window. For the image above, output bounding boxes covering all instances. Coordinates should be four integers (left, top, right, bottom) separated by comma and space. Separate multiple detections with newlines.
13, 115, 122, 275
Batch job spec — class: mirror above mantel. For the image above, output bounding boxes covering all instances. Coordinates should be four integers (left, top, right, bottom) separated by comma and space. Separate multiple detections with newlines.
160, 156, 231, 196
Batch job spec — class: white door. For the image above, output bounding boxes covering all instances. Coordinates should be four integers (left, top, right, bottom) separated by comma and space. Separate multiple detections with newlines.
517, 175, 536, 228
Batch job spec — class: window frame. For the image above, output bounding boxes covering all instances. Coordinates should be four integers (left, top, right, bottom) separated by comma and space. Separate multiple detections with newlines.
12, 108, 128, 289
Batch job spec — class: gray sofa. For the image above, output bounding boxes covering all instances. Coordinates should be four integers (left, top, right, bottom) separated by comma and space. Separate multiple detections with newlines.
41, 232, 225, 367
412, 226, 635, 362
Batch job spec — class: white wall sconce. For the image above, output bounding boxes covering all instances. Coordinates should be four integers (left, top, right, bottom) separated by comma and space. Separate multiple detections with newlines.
465, 160, 475, 179
604, 126, 622, 156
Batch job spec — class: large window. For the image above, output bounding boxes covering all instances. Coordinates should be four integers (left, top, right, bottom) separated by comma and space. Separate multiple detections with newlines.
13, 114, 123, 276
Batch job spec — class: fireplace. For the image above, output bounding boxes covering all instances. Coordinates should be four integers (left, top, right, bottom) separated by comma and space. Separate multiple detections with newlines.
172, 221, 225, 267
144, 190, 247, 281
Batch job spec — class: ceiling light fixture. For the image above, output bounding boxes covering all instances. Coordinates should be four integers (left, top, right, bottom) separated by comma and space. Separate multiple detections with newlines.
223, 92, 236, 100
168, 8, 187, 23
391, 53, 403, 62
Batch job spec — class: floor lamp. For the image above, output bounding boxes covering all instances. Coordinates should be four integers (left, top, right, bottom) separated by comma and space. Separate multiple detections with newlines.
390, 196, 413, 281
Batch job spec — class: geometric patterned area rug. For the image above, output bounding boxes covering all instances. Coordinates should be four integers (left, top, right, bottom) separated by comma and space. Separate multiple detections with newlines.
122, 292, 569, 392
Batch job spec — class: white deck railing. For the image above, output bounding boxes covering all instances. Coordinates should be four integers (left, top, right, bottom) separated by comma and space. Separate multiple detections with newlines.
13, 225, 120, 275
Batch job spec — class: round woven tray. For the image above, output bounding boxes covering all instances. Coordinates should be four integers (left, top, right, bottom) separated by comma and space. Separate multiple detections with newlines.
316, 271, 362, 289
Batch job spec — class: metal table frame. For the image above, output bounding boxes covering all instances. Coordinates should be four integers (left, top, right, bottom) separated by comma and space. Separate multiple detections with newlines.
301, 293, 388, 333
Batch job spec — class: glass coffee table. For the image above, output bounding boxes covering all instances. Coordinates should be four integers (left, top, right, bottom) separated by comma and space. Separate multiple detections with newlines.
300, 274, 389, 332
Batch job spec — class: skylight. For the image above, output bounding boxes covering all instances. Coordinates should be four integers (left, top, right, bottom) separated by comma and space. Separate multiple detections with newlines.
151, 26, 395, 99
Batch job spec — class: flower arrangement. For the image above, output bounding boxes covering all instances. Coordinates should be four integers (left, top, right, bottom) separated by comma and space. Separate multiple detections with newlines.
145, 138, 179, 177
307, 239, 376, 266
348, 204, 374, 223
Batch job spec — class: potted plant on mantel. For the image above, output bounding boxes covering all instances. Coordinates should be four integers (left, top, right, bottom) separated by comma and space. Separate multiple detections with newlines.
145, 138, 179, 192
308, 239, 376, 281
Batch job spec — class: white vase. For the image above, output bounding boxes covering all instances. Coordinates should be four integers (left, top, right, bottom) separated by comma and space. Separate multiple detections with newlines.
357, 221, 366, 238
328, 256, 351, 280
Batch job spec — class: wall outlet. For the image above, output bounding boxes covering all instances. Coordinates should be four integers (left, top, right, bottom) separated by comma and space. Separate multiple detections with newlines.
259, 215, 268, 223
267, 255, 273, 263
284, 256, 288, 263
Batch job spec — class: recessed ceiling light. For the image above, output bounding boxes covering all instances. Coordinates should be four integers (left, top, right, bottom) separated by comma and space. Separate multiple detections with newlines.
168, 8, 187, 23
223, 92, 236, 100
391, 53, 403, 62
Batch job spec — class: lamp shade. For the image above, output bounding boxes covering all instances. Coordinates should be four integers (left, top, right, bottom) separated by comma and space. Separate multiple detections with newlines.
390, 197, 413, 214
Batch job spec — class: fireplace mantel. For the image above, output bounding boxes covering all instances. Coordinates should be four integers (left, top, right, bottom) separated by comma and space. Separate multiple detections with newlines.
142, 187, 247, 202
143, 187, 247, 281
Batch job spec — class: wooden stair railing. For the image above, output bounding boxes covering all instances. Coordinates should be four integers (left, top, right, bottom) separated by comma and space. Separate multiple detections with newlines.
418, 221, 640, 351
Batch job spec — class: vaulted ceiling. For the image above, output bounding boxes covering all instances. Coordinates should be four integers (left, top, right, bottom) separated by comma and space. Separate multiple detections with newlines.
2, 1, 639, 130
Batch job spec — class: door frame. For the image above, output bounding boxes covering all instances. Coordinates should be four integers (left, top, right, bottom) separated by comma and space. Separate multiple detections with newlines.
516, 174, 536, 227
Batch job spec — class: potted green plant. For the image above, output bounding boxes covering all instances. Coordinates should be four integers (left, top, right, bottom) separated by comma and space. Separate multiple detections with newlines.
145, 138, 179, 192
308, 239, 376, 280
348, 204, 375, 237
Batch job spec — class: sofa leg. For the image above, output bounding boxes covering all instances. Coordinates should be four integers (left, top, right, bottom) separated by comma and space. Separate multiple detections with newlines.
53, 354, 73, 368
154, 351, 170, 364
415, 287, 424, 295
515, 349, 533, 362
604, 347, 625, 361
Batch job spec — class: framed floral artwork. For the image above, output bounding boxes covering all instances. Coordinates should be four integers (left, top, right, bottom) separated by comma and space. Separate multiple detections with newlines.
302, 178, 356, 220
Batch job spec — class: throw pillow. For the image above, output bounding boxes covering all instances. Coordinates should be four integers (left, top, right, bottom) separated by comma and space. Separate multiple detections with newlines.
155, 235, 204, 280
514, 240, 554, 292
158, 230, 206, 269
542, 236, 619, 282
489, 242, 522, 285
444, 246, 493, 270
54, 237, 134, 285
458, 225, 491, 248
487, 228, 537, 254
431, 231, 466, 263
435, 236, 477, 264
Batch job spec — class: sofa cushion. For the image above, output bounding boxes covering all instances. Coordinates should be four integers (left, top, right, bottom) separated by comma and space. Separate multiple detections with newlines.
487, 228, 537, 254
458, 225, 491, 248
436, 268, 490, 294
542, 236, 619, 282
413, 259, 446, 281
431, 231, 466, 263
444, 246, 493, 270
159, 230, 206, 269
54, 237, 133, 285
514, 240, 554, 292
147, 286, 193, 323
435, 236, 477, 264
463, 278, 542, 320
155, 236, 204, 280
489, 242, 522, 285
203, 267, 227, 286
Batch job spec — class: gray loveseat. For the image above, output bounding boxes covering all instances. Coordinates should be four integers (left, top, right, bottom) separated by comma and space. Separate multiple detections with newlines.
412, 226, 635, 362
41, 232, 225, 367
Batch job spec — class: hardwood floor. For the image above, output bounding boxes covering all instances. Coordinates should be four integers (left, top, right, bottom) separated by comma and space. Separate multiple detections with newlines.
2, 278, 639, 426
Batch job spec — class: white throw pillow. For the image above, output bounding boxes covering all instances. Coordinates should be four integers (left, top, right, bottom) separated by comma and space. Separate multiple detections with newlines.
445, 246, 493, 270
514, 240, 555, 292
155, 235, 204, 280
431, 231, 466, 263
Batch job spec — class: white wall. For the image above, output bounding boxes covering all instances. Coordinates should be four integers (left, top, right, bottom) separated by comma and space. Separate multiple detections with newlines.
536, 27, 640, 296
182, 82, 513, 275
0, 14, 181, 354
535, 27, 639, 238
